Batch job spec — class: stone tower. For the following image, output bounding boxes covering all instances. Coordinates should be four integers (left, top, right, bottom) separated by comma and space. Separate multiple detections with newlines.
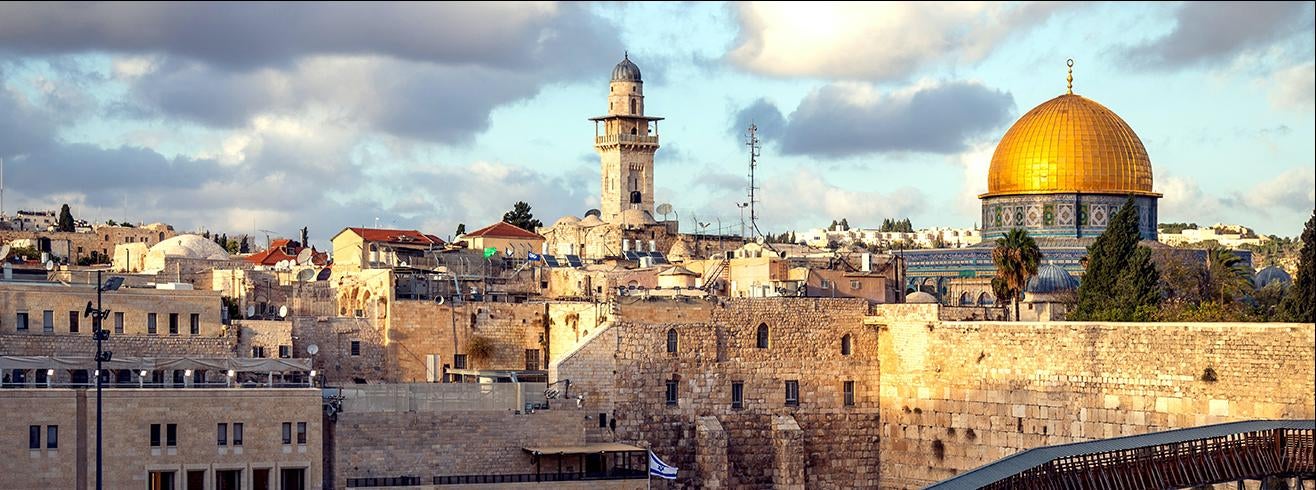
591, 53, 663, 224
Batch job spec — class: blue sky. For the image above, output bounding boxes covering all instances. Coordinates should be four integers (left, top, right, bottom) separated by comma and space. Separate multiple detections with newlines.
0, 2, 1311, 247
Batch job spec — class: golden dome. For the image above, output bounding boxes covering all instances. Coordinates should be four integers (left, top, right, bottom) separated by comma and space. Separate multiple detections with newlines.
982, 94, 1159, 198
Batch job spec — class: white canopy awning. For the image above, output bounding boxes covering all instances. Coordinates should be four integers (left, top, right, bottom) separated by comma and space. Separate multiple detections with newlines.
0, 356, 311, 372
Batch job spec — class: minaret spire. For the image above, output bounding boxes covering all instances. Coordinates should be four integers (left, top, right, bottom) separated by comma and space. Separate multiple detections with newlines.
1066, 58, 1074, 95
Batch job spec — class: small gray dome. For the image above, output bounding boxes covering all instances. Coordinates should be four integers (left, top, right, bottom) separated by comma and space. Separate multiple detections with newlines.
1255, 266, 1292, 288
611, 53, 642, 82
1026, 264, 1078, 294
906, 291, 939, 304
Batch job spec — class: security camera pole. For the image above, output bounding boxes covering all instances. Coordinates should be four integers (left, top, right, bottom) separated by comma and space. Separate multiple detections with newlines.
87, 269, 123, 490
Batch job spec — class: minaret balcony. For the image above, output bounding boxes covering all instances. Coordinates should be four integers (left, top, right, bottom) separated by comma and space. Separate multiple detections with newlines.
595, 134, 660, 146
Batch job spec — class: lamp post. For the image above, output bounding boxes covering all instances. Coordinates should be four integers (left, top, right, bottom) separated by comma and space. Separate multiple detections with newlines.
86, 270, 122, 490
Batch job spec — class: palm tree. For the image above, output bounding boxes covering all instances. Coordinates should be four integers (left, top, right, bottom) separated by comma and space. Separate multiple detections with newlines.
992, 228, 1042, 321
1205, 246, 1254, 303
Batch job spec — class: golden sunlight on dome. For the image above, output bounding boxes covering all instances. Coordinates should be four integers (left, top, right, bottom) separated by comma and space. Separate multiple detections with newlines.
982, 61, 1160, 198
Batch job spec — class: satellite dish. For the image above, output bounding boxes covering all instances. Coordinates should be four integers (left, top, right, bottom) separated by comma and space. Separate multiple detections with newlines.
434, 296, 445, 305
44, 260, 55, 271
296, 248, 313, 265
0, 244, 9, 261
307, 344, 319, 356
245, 305, 256, 318
316, 268, 332, 281
278, 305, 289, 318
505, 246, 514, 257
584, 209, 601, 218
656, 203, 673, 218
296, 268, 316, 282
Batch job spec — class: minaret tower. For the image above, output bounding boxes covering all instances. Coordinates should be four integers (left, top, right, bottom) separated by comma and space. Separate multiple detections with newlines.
590, 53, 663, 224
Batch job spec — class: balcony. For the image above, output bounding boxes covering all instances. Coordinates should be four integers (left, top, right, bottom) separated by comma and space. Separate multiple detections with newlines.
594, 134, 659, 146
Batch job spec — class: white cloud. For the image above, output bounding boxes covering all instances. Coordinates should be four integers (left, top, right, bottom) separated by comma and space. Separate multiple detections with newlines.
727, 2, 1068, 80
1267, 62, 1315, 112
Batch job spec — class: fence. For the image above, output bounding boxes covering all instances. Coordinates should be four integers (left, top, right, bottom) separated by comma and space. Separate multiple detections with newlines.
337, 382, 547, 413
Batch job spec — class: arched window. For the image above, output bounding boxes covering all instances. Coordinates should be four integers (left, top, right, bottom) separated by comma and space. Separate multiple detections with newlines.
666, 329, 678, 353
841, 334, 852, 356
756, 323, 769, 349
630, 98, 636, 114
630, 191, 642, 204
631, 127, 638, 135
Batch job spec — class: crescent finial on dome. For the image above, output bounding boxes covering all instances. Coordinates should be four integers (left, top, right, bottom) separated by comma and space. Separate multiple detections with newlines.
1066, 59, 1074, 95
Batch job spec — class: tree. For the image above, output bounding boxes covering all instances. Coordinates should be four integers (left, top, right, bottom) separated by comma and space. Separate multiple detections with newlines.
106, 219, 118, 226
991, 228, 1041, 321
57, 204, 75, 232
1204, 247, 1253, 303
239, 235, 250, 254
1071, 197, 1161, 321
502, 202, 542, 231
839, 218, 850, 231
455, 223, 466, 237
830, 219, 839, 231
1278, 211, 1315, 322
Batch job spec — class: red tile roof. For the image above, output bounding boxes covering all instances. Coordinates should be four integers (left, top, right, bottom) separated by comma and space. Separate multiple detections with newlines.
244, 239, 329, 266
344, 227, 445, 245
462, 221, 544, 240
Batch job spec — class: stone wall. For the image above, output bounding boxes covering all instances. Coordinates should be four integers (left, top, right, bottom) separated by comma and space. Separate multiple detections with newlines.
0, 282, 224, 338
0, 332, 234, 359
292, 316, 386, 384
546, 301, 609, 365
875, 317, 1316, 488
556, 297, 881, 489
388, 301, 547, 381
236, 320, 293, 359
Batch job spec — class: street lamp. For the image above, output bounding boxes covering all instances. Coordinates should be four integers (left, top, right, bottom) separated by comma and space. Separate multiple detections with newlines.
84, 270, 123, 490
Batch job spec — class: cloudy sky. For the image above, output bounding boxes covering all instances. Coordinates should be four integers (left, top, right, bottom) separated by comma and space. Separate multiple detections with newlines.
0, 2, 1312, 247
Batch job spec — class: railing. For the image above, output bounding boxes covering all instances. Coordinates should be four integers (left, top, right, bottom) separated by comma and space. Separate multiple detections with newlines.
594, 134, 658, 146
347, 469, 647, 488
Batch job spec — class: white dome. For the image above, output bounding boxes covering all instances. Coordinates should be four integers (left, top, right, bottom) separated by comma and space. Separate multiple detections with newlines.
620, 209, 657, 226
578, 215, 605, 228
906, 291, 939, 304
143, 234, 229, 272
553, 215, 581, 228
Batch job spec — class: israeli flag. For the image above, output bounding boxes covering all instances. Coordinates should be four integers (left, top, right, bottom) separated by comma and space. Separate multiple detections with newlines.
527, 252, 541, 262
648, 450, 677, 480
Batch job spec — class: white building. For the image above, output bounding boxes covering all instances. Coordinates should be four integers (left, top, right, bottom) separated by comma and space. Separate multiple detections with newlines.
1158, 223, 1268, 248
799, 226, 981, 249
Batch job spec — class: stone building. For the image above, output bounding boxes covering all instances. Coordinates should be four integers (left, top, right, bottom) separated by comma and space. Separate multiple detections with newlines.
329, 227, 445, 272
459, 221, 545, 259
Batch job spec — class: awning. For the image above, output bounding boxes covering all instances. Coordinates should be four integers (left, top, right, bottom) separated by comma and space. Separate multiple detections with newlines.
0, 356, 312, 372
523, 443, 646, 455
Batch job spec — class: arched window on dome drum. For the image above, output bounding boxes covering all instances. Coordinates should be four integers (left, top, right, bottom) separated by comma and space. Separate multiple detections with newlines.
841, 334, 852, 356
630, 98, 636, 114
756, 323, 769, 349
666, 329, 678, 354
959, 292, 971, 306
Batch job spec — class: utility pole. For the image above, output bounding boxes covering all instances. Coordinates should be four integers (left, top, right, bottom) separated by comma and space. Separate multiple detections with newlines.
88, 270, 122, 490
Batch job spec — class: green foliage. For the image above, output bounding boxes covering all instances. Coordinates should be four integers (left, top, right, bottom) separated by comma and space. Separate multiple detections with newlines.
76, 251, 109, 266
880, 218, 914, 233
105, 219, 118, 226
1204, 247, 1254, 303
1071, 197, 1161, 321
6, 246, 41, 261
1154, 300, 1261, 322
1158, 222, 1198, 234
455, 223, 466, 237
57, 204, 76, 232
838, 218, 850, 231
1277, 211, 1315, 323
239, 235, 250, 254
991, 228, 1041, 321
502, 201, 542, 231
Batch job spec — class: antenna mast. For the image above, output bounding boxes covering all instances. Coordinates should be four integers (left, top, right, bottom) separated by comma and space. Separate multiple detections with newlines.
746, 123, 761, 240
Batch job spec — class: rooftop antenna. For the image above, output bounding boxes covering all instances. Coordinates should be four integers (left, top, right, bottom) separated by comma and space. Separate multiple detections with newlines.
258, 229, 278, 250
746, 123, 761, 240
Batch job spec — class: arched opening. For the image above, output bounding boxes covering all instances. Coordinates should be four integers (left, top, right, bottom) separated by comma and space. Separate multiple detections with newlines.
631, 127, 638, 135
630, 191, 642, 204
977, 292, 993, 306
629, 98, 636, 114
666, 329, 678, 353
959, 292, 971, 306
756, 323, 769, 349
158, 232, 165, 241
841, 334, 852, 356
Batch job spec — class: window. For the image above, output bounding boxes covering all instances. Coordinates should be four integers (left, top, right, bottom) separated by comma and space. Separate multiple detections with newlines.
850, 280, 862, 290
147, 313, 157, 334
36, 369, 48, 385
217, 423, 228, 446
820, 279, 832, 289
756, 323, 769, 349
666, 329, 678, 353
785, 380, 799, 407
168, 313, 179, 335
69, 311, 79, 333
43, 310, 54, 333
47, 426, 58, 449
166, 423, 177, 447
350, 341, 361, 356
841, 334, 852, 356
172, 370, 185, 387
665, 380, 678, 406
114, 312, 124, 334
16, 312, 28, 332
843, 381, 855, 407
233, 423, 243, 446
148, 471, 176, 490
297, 422, 307, 444
282, 422, 292, 444
279, 345, 291, 358
731, 382, 744, 409
29, 425, 40, 449
524, 349, 540, 371
216, 470, 241, 490
189, 314, 199, 335
150, 424, 161, 447
453, 354, 467, 369
252, 346, 266, 358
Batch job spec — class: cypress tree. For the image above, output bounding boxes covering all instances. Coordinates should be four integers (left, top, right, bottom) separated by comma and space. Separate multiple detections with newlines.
57, 204, 76, 232
1071, 197, 1160, 321
1278, 211, 1315, 322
